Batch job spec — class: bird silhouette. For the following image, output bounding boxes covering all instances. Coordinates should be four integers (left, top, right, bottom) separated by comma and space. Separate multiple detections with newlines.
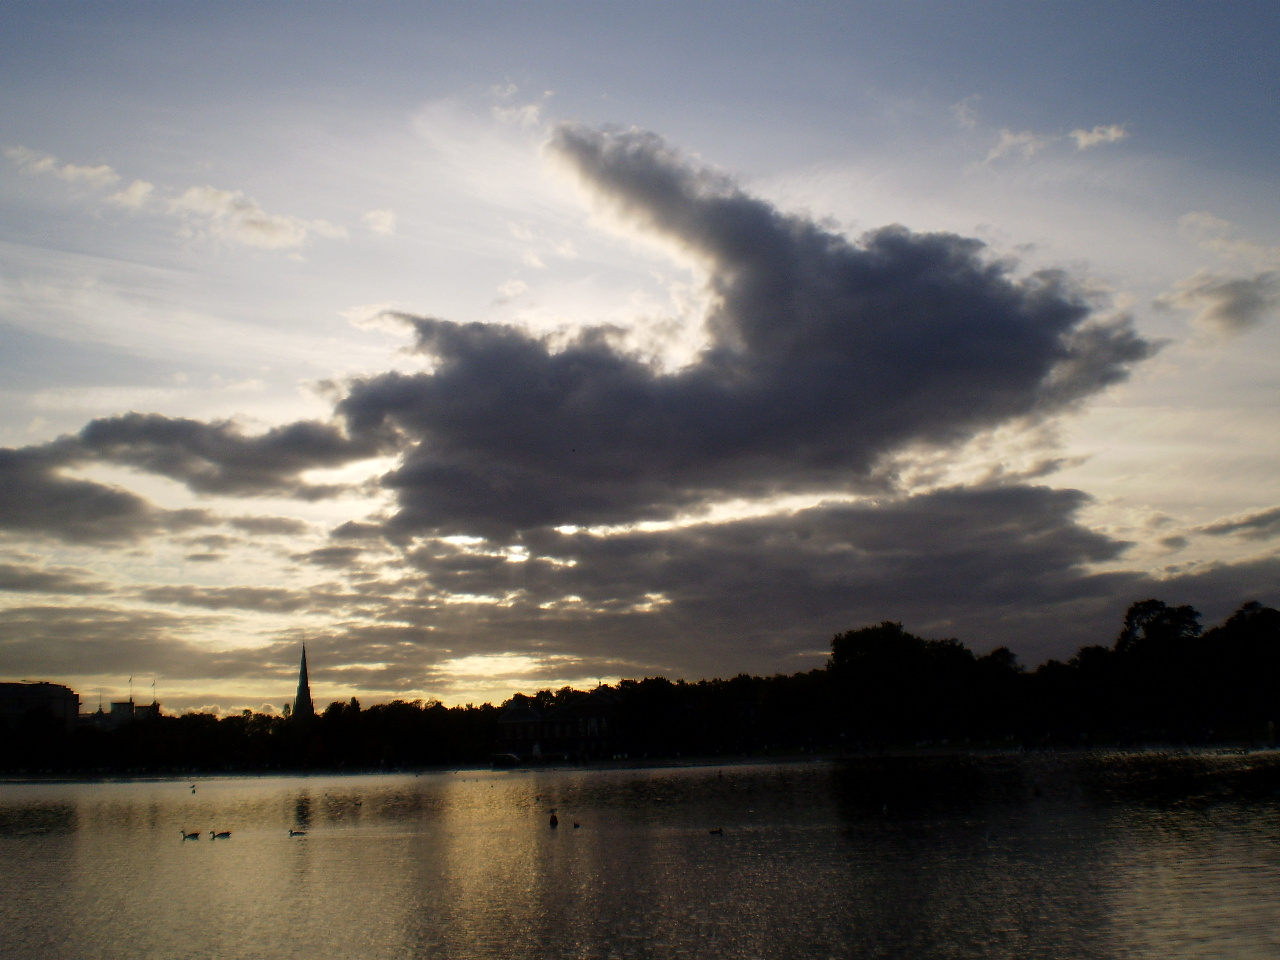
209, 830, 231, 839
180, 830, 200, 840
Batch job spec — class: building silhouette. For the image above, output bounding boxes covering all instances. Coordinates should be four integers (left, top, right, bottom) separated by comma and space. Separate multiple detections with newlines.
293, 645, 315, 719
89, 697, 161, 730
496, 686, 619, 761
0, 681, 79, 733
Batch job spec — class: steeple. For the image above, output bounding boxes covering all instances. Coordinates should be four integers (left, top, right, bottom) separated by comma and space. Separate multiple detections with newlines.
293, 645, 315, 719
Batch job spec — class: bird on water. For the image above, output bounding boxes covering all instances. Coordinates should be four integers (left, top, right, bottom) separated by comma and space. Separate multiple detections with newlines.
209, 830, 231, 839
180, 830, 200, 840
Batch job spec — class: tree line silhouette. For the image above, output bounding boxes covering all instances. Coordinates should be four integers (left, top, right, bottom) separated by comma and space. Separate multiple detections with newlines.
2, 599, 1277, 773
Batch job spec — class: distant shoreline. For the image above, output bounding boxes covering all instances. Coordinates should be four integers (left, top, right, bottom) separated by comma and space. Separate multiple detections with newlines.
5, 742, 1278, 786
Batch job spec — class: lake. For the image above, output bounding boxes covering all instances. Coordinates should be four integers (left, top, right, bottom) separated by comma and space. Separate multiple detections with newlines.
2, 753, 1279, 959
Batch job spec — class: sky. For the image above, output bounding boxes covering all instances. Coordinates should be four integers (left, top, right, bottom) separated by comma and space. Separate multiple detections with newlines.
1, 1, 1278, 715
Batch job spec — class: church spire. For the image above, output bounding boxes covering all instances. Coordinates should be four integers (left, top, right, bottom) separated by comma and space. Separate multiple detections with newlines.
293, 644, 315, 719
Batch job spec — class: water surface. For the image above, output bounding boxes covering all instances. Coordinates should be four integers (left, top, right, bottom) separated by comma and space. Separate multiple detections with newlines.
3, 754, 1279, 959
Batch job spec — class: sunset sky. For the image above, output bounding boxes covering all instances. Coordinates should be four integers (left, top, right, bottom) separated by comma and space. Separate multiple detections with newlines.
2, 2, 1278, 714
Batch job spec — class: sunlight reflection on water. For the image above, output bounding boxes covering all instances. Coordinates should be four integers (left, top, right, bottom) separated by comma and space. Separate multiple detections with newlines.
2, 755, 1280, 959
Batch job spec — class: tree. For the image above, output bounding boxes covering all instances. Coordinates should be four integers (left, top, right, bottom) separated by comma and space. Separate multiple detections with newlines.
1115, 599, 1202, 657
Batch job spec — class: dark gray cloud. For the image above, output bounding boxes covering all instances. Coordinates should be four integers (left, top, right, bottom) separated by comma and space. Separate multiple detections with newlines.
0, 606, 331, 705
0, 444, 212, 543
137, 584, 313, 613
0, 412, 387, 544
380, 483, 1140, 672
2, 127, 1151, 548
0, 126, 1202, 701
297, 482, 1277, 681
72, 413, 388, 499
228, 515, 311, 536
294, 545, 369, 569
0, 604, 216, 678
1157, 270, 1280, 334
336, 125, 1151, 537
4, 482, 1275, 698
184, 534, 241, 550
1201, 506, 1280, 541
0, 561, 107, 594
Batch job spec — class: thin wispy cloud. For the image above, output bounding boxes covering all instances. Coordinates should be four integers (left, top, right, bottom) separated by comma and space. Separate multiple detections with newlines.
490, 82, 548, 130
951, 94, 981, 130
6, 146, 121, 188
363, 208, 397, 236
7, 146, 348, 251
171, 186, 346, 249
984, 123, 1128, 164
1070, 124, 1128, 149
985, 129, 1058, 163
1177, 211, 1280, 268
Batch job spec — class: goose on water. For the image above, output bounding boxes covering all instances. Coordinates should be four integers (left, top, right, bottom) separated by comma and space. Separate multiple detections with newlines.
209, 830, 231, 839
180, 830, 201, 840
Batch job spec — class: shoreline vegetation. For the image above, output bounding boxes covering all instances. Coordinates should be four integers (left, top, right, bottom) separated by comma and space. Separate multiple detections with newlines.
3, 598, 1278, 776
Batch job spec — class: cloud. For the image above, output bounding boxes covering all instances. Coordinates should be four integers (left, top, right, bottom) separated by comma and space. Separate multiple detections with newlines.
138, 584, 312, 613
1069, 124, 1128, 149
1155, 270, 1280, 335
0, 605, 212, 678
494, 279, 527, 303
493, 103, 542, 129
982, 123, 1126, 164
951, 95, 981, 130
363, 208, 397, 236
1178, 211, 1235, 243
68, 412, 391, 499
107, 179, 155, 208
0, 607, 322, 688
293, 545, 368, 569
394, 485, 1130, 654
0, 125, 1195, 696
6, 147, 121, 189
171, 186, 347, 249
0, 413, 394, 542
330, 124, 1150, 538
305, 482, 1275, 676
228, 515, 311, 536
0, 443, 212, 544
1201, 506, 1280, 540
985, 129, 1057, 163
0, 562, 107, 594
1176, 211, 1280, 269
9, 145, 353, 253
490, 82, 549, 129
